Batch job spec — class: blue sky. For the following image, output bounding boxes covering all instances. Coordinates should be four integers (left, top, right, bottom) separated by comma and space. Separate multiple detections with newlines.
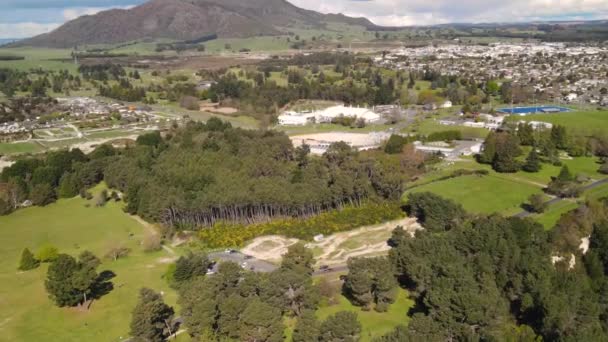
1, 0, 607, 38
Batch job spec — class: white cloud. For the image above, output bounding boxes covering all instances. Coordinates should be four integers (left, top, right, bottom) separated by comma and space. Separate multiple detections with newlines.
62, 5, 133, 21
0, 22, 60, 39
290, 0, 608, 26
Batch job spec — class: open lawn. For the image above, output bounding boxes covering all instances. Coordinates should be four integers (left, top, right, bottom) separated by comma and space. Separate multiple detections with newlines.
511, 109, 608, 136
316, 288, 413, 341
0, 141, 44, 155
0, 184, 177, 342
405, 173, 543, 215
408, 119, 490, 140
0, 47, 76, 72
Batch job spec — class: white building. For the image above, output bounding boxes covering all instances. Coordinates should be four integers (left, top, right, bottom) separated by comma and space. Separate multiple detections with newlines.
277, 105, 381, 126
277, 111, 316, 126
565, 93, 578, 102
441, 100, 453, 108
520, 120, 553, 130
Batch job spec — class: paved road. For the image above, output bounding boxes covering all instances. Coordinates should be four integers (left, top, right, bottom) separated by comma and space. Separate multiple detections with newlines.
208, 250, 278, 273
514, 177, 608, 218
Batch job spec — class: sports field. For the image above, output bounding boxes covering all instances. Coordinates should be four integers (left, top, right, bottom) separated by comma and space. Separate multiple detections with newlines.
0, 185, 177, 342
512, 109, 608, 136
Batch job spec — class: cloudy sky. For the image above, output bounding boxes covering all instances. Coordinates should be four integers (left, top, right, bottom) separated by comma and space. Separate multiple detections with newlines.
1, 0, 607, 39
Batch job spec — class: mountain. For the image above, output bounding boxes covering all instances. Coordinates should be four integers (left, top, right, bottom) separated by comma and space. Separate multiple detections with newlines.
16, 0, 377, 48
0, 39, 19, 47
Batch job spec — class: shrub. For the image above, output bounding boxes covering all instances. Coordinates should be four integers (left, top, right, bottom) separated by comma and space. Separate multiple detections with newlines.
95, 189, 108, 207
37, 245, 59, 263
406, 192, 467, 232
198, 202, 404, 248
142, 233, 162, 252
30, 183, 57, 206
527, 194, 547, 213
104, 246, 131, 261
18, 248, 40, 271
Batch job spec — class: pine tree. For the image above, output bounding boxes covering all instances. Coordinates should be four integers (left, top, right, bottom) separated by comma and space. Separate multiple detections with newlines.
557, 165, 574, 182
522, 149, 542, 173
18, 248, 39, 271
319, 311, 361, 342
130, 288, 175, 342
293, 310, 320, 342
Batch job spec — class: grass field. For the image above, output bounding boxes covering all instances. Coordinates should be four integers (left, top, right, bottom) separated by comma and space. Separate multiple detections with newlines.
0, 47, 76, 72
511, 109, 608, 136
0, 141, 44, 155
316, 288, 413, 341
0, 184, 177, 342
407, 119, 490, 140
405, 173, 543, 215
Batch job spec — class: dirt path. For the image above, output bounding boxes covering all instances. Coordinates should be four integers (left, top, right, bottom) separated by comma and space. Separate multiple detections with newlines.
241, 217, 422, 266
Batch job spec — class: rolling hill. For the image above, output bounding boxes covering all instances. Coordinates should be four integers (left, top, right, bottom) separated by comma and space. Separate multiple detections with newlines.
15, 0, 377, 48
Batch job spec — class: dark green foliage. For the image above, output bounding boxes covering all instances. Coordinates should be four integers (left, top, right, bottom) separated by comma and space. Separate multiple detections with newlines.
384, 134, 409, 154
172, 252, 210, 284
374, 325, 412, 342
599, 160, 608, 175
18, 248, 39, 271
179, 245, 320, 340
479, 131, 522, 172
522, 149, 542, 172
389, 196, 608, 341
547, 165, 582, 198
293, 310, 320, 342
319, 311, 361, 342
240, 298, 284, 342
130, 288, 174, 342
57, 173, 80, 198
30, 183, 56, 206
527, 193, 547, 213
136, 131, 163, 147
103, 123, 407, 229
550, 125, 569, 150
426, 130, 462, 142
517, 122, 536, 146
44, 251, 102, 307
406, 192, 467, 232
558, 165, 574, 182
343, 257, 398, 311
389, 214, 550, 340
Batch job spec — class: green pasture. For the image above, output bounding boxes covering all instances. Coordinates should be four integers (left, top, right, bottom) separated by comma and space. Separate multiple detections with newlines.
0, 184, 177, 342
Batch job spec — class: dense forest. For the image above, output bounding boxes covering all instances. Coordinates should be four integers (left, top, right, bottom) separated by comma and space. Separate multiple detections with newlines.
0, 118, 427, 228
125, 192, 608, 341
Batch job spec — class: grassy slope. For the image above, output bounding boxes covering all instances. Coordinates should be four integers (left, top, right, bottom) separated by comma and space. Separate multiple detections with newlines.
316, 289, 413, 342
405, 173, 543, 215
0, 185, 176, 342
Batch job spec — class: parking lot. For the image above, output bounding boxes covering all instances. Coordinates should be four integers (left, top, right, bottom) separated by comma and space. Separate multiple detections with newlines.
208, 250, 278, 273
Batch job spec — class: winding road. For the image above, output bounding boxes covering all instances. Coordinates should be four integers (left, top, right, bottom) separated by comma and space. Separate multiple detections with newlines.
514, 177, 608, 218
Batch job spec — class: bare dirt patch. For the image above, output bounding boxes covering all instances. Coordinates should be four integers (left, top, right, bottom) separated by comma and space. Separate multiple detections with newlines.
199, 102, 239, 115
241, 217, 422, 266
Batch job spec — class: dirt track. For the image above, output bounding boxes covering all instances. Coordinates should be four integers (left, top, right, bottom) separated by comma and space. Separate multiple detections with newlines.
241, 217, 422, 266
